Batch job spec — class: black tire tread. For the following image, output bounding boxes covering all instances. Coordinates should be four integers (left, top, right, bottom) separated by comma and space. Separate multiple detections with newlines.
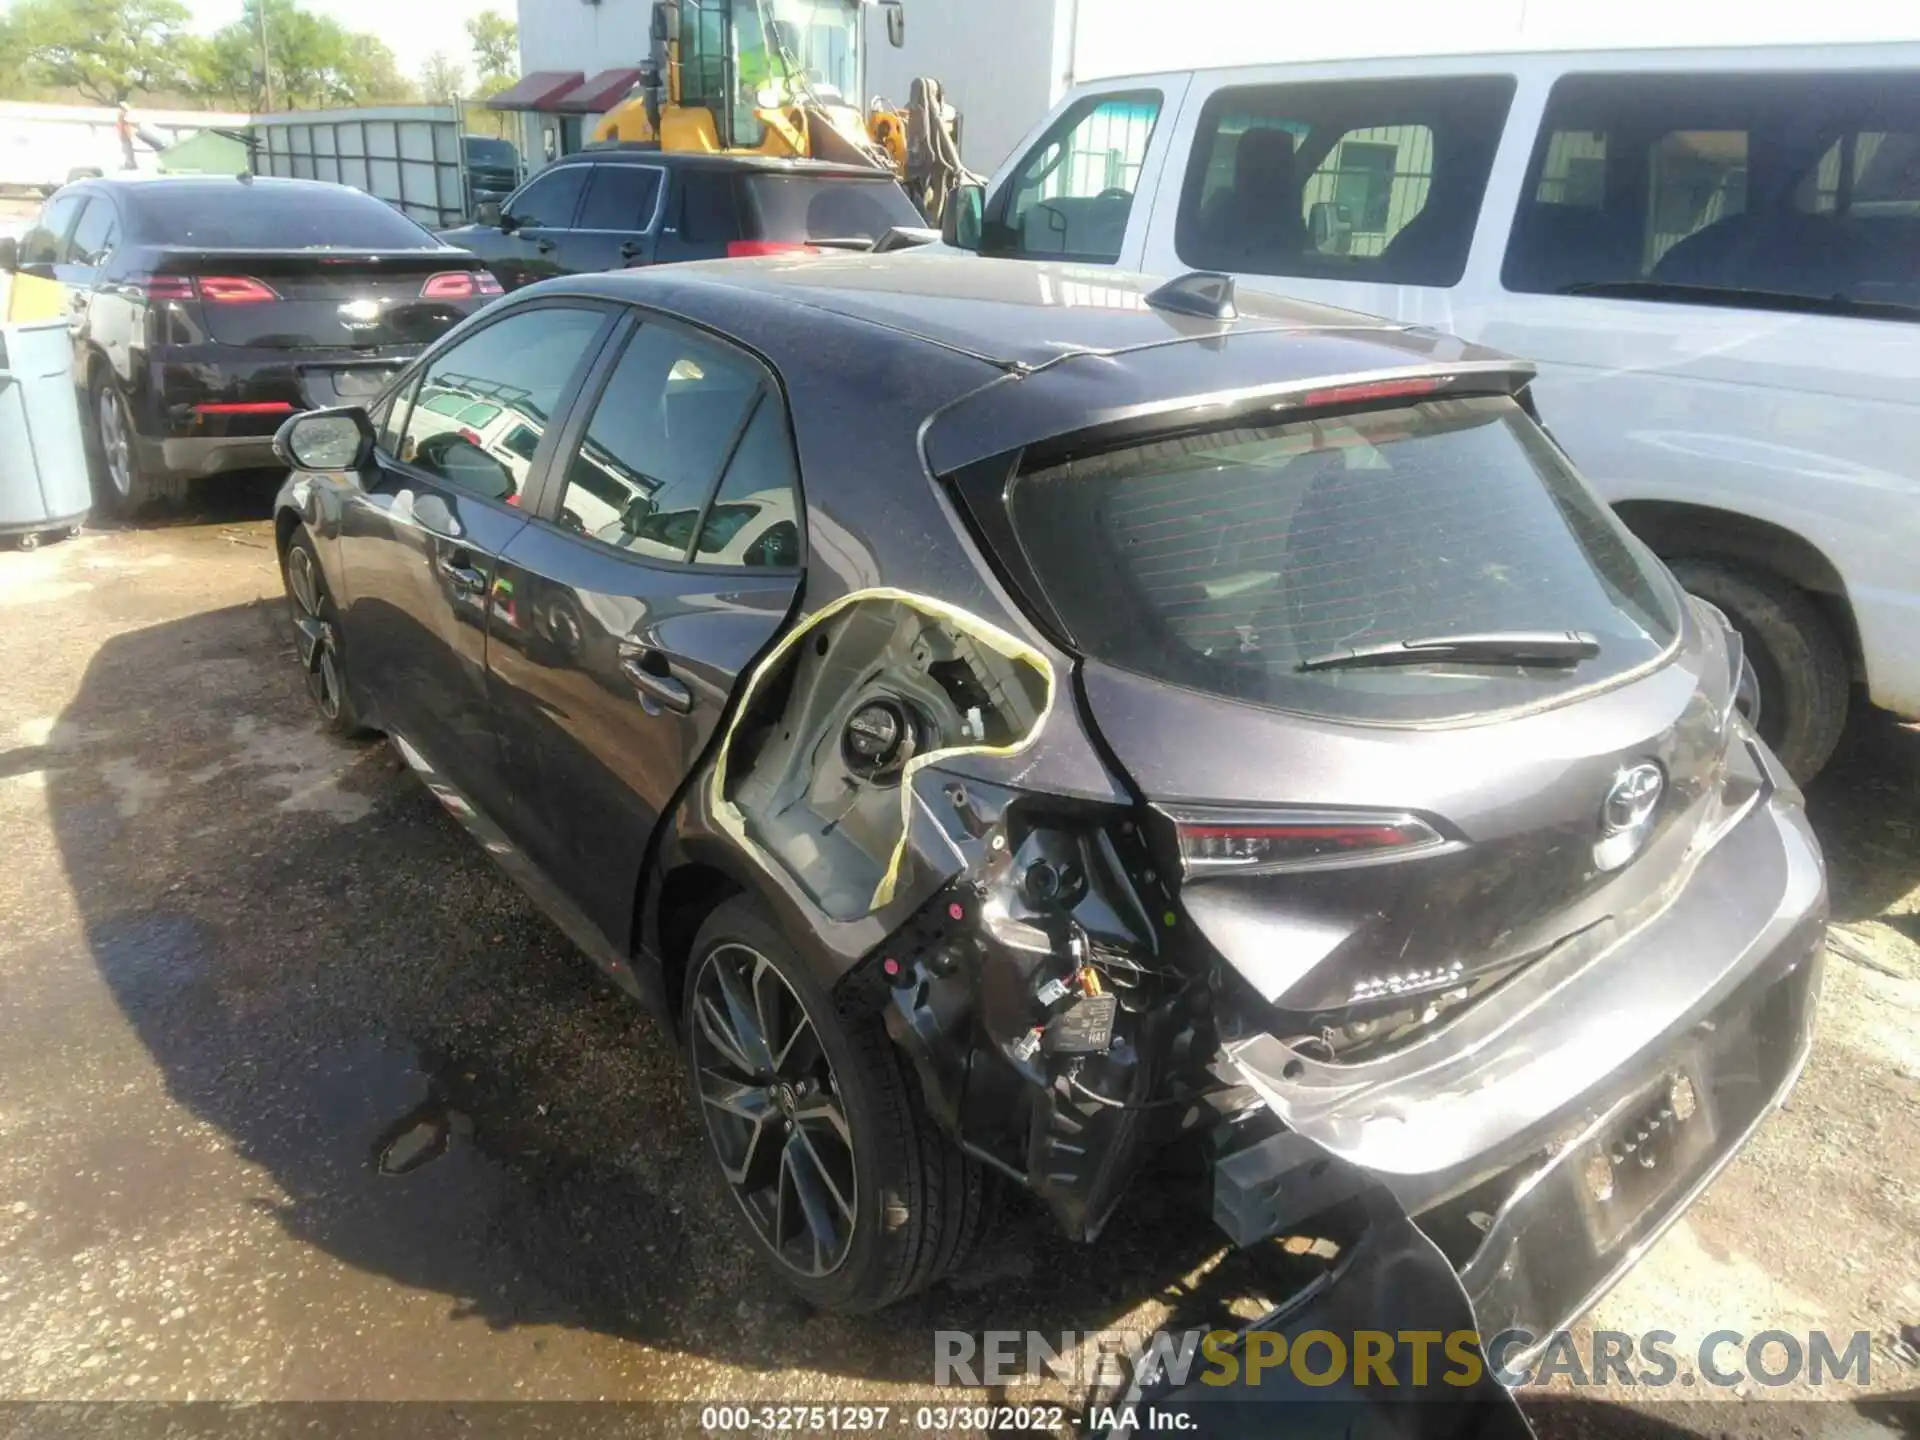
1671, 558, 1849, 781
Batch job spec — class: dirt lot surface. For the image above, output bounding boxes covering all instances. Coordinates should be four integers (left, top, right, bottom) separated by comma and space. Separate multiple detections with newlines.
1, 491, 1917, 1437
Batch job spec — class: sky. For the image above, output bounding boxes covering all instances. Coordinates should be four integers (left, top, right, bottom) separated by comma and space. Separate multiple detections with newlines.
182, 0, 510, 82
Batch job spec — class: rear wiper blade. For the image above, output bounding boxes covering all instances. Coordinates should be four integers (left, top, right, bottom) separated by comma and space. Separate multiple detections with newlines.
1298, 631, 1601, 672
1557, 280, 1920, 323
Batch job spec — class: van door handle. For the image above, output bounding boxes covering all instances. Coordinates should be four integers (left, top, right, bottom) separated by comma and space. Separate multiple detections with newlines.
436, 556, 486, 594
618, 240, 644, 262
618, 646, 693, 714
535, 237, 557, 255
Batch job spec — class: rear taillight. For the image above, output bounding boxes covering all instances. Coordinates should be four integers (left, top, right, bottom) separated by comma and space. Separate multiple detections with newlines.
138, 274, 198, 301
1167, 808, 1451, 878
195, 275, 279, 304
726, 240, 821, 258
421, 270, 504, 299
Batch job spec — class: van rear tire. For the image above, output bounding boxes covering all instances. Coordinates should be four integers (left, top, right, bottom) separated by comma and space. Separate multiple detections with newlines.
1670, 559, 1849, 783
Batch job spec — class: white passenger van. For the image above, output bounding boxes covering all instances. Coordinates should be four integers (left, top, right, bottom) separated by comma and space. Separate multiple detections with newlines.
940, 37, 1920, 779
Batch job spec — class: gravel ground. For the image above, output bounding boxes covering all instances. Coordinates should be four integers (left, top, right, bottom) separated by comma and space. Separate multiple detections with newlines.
0, 489, 1916, 1438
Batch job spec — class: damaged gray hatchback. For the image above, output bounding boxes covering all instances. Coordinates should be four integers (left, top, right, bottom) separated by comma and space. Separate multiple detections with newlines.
272, 254, 1825, 1348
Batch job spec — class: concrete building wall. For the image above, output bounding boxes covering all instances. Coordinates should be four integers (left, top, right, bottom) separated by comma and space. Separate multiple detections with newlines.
519, 3, 653, 79
862, 0, 1061, 174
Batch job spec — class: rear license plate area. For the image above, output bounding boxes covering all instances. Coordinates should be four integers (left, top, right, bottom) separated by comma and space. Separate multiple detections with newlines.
1576, 1060, 1717, 1252
302, 365, 398, 407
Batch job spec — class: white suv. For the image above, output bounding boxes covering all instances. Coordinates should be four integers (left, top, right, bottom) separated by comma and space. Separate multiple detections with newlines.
940, 40, 1920, 779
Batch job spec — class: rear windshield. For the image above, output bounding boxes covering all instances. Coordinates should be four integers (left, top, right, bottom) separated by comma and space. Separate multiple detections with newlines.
742, 175, 923, 244
128, 184, 437, 250
1009, 395, 1681, 723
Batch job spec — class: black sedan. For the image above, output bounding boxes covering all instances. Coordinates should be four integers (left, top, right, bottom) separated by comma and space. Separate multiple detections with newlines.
0, 174, 502, 516
267, 257, 1819, 1420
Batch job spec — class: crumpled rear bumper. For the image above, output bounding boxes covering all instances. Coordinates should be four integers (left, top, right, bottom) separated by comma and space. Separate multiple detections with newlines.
1223, 730, 1826, 1346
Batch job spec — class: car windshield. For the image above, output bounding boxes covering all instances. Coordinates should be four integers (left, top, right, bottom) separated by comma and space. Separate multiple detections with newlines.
465, 138, 517, 167
1008, 394, 1682, 723
127, 183, 436, 249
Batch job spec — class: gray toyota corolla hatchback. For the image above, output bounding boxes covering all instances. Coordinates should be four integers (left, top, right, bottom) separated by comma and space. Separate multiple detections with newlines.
272, 254, 1824, 1360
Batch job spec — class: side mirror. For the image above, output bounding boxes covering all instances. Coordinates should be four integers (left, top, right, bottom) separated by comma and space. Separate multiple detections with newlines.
275, 407, 375, 472
649, 2, 670, 43
0, 235, 15, 273
476, 199, 503, 227
884, 0, 905, 47
941, 182, 983, 251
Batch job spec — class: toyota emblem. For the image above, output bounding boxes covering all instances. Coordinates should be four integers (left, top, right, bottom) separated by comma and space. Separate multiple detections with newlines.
1603, 762, 1665, 834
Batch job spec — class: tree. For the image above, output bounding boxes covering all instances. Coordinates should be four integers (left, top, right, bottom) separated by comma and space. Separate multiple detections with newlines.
11, 0, 192, 105
183, 0, 415, 110
419, 51, 466, 107
465, 9, 518, 98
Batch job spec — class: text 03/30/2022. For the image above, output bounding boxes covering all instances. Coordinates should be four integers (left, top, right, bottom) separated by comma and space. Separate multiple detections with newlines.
700, 1406, 1071, 1431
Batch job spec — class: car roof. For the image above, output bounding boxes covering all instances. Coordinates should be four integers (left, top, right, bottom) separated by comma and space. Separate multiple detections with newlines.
561, 252, 1458, 371
552, 147, 894, 180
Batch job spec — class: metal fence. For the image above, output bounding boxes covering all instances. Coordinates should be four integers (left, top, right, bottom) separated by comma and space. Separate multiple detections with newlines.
253, 106, 471, 227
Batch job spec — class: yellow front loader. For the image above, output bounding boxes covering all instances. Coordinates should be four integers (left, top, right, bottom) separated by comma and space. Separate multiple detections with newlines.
590, 0, 975, 223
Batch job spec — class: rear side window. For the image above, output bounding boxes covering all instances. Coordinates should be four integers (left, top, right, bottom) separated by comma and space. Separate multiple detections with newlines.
1504, 70, 1920, 313
577, 164, 664, 230
126, 183, 437, 249
986, 90, 1162, 263
66, 198, 120, 266
679, 171, 743, 244
1008, 396, 1679, 723
1176, 77, 1515, 287
742, 175, 922, 244
555, 323, 799, 568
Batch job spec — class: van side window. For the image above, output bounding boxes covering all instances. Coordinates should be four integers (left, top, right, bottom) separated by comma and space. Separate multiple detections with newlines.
1503, 71, 1920, 313
1174, 77, 1515, 287
984, 90, 1163, 263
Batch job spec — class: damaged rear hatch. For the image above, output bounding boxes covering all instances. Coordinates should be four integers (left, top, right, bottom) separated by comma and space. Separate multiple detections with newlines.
935, 349, 1824, 1343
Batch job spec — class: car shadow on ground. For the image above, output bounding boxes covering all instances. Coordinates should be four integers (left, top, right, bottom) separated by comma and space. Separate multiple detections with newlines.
43, 599, 1293, 1388
42, 599, 1920, 1430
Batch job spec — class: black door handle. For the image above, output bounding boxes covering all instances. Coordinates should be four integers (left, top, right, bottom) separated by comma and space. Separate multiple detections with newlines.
618, 240, 643, 263
436, 556, 486, 594
618, 647, 693, 714
535, 237, 557, 255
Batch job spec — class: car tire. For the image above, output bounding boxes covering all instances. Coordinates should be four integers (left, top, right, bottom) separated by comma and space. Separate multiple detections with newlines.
1670, 558, 1849, 783
87, 372, 187, 519
282, 527, 374, 740
683, 895, 993, 1312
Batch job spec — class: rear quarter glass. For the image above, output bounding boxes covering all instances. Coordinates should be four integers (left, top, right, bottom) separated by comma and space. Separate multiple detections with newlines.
1007, 395, 1682, 724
